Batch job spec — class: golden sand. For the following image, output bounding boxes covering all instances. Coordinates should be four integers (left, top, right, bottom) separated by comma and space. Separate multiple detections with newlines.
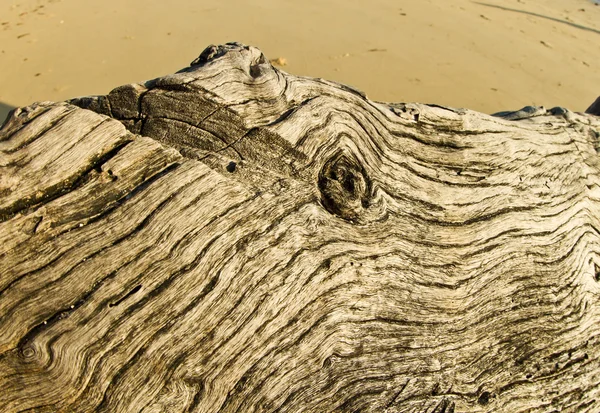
1, 0, 599, 122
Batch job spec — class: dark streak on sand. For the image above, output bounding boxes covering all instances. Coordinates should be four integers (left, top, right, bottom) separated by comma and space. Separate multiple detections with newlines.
474, 2, 600, 34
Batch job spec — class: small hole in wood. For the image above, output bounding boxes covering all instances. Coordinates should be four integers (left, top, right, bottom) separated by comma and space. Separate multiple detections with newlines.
414, 113, 420, 122
249, 64, 262, 78
342, 174, 356, 193
226, 161, 237, 173
477, 391, 491, 405
594, 263, 600, 282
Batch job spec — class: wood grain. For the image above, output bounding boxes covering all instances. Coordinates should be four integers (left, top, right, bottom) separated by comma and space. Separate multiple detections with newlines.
1, 42, 600, 412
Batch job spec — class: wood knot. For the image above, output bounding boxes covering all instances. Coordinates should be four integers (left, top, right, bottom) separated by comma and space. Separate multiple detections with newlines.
21, 346, 35, 359
391, 104, 420, 122
19, 343, 39, 362
318, 151, 372, 223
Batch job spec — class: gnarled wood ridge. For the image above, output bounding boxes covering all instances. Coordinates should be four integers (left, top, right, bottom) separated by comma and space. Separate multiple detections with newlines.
1, 43, 600, 413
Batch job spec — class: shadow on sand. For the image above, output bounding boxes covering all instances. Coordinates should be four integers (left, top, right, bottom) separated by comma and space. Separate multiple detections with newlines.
474, 2, 600, 35
1, 101, 17, 126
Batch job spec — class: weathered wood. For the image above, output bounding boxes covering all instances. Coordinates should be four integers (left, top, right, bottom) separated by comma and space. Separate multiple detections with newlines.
1, 42, 600, 412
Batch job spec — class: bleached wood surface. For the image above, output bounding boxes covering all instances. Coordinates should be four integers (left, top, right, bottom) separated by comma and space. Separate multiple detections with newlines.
1, 43, 600, 412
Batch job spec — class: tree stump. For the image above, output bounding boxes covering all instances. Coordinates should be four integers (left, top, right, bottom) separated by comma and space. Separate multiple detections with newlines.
1, 43, 600, 412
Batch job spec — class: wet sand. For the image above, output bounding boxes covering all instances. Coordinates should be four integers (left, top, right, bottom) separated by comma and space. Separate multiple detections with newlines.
1, 0, 599, 122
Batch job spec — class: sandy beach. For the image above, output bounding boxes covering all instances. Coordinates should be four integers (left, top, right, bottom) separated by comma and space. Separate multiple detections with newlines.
1, 0, 599, 122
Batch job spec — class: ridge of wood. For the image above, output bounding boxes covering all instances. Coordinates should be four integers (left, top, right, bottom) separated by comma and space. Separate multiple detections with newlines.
1, 42, 600, 412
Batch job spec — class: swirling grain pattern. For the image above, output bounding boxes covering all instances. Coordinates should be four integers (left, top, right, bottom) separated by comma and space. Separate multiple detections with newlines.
0, 43, 599, 412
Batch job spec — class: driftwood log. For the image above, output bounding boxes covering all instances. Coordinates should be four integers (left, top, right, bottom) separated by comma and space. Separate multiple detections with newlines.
1, 43, 600, 413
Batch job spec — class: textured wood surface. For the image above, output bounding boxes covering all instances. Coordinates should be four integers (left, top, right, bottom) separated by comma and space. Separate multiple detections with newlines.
1, 43, 600, 413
